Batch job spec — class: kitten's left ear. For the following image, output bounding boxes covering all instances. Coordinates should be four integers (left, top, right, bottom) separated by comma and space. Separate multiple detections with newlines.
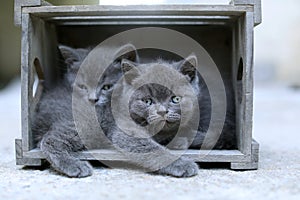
114, 43, 139, 63
58, 45, 80, 66
179, 54, 198, 81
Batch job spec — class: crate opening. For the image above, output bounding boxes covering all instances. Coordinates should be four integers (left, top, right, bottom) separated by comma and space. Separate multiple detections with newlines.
28, 15, 246, 153
236, 57, 243, 104
237, 57, 243, 81
32, 58, 45, 97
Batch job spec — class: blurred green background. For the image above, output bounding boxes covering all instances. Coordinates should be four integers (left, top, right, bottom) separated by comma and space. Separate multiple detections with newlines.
0, 0, 99, 89
0, 0, 21, 89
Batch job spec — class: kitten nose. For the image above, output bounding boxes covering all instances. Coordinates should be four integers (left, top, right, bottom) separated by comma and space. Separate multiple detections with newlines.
89, 97, 99, 103
89, 94, 99, 103
157, 106, 167, 116
89, 99, 99, 103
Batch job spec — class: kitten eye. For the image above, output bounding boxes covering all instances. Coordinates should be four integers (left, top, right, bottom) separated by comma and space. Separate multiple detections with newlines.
77, 84, 87, 90
102, 84, 112, 91
143, 98, 153, 106
171, 96, 182, 104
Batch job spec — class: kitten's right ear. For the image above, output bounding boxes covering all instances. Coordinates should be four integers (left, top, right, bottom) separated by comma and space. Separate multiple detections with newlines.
179, 54, 198, 82
58, 45, 80, 66
121, 59, 140, 84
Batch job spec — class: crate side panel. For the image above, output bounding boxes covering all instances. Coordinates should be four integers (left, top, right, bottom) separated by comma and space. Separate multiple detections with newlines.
24, 15, 59, 150
241, 12, 254, 155
232, 12, 254, 155
21, 13, 32, 152
30, 15, 59, 91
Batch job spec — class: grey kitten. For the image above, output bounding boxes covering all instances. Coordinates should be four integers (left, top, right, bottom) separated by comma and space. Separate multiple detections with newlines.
123, 54, 236, 150
32, 44, 137, 177
101, 56, 200, 178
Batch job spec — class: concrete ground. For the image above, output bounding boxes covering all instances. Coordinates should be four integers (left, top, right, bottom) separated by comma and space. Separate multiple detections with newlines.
0, 79, 299, 200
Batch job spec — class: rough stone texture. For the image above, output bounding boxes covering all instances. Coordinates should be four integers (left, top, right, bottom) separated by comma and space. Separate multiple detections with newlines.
0, 79, 299, 200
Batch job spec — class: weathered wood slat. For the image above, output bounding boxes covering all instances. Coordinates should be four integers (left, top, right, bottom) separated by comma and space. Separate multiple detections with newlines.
23, 5, 254, 17
232, 0, 261, 25
47, 15, 236, 26
24, 148, 250, 163
21, 13, 31, 152
233, 0, 254, 4
18, 139, 258, 168
254, 0, 262, 25
14, 0, 52, 26
241, 12, 254, 155
230, 139, 258, 169
14, 0, 41, 26
15, 139, 42, 166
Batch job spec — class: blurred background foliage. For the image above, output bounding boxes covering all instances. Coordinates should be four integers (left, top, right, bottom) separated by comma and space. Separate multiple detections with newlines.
0, 0, 21, 89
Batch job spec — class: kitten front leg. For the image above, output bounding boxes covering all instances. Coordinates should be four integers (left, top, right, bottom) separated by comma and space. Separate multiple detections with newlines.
109, 128, 198, 177
190, 130, 206, 148
40, 122, 93, 178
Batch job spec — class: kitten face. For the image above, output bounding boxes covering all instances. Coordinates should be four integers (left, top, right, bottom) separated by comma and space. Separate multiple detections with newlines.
95, 44, 139, 105
59, 44, 139, 104
129, 84, 182, 130
124, 55, 199, 132
59, 45, 100, 104
96, 63, 123, 105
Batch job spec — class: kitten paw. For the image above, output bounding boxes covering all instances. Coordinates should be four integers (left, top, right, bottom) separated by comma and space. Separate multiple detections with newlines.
67, 161, 93, 178
157, 158, 198, 177
55, 160, 93, 178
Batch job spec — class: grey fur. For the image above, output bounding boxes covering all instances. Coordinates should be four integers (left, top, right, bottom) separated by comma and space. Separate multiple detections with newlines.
33, 45, 234, 178
103, 56, 200, 178
32, 44, 138, 177
123, 54, 237, 151
59, 45, 93, 86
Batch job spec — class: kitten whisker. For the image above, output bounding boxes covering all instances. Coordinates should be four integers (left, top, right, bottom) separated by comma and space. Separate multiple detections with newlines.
147, 115, 164, 124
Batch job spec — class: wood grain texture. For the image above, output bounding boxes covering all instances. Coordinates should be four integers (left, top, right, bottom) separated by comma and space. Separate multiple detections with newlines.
15, 139, 42, 166
233, 0, 254, 4
232, 0, 261, 25
24, 148, 250, 163
230, 140, 259, 169
21, 13, 31, 152
22, 4, 253, 17
241, 12, 254, 155
254, 0, 262, 26
14, 0, 41, 26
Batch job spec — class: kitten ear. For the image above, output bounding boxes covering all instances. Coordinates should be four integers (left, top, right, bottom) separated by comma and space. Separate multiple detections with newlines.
114, 43, 139, 62
179, 54, 198, 81
121, 59, 140, 84
58, 45, 80, 66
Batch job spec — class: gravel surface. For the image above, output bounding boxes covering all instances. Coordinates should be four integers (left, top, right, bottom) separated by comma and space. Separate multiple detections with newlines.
0, 79, 299, 200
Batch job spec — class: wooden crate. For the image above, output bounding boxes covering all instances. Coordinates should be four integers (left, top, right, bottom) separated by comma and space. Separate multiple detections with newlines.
14, 0, 261, 170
